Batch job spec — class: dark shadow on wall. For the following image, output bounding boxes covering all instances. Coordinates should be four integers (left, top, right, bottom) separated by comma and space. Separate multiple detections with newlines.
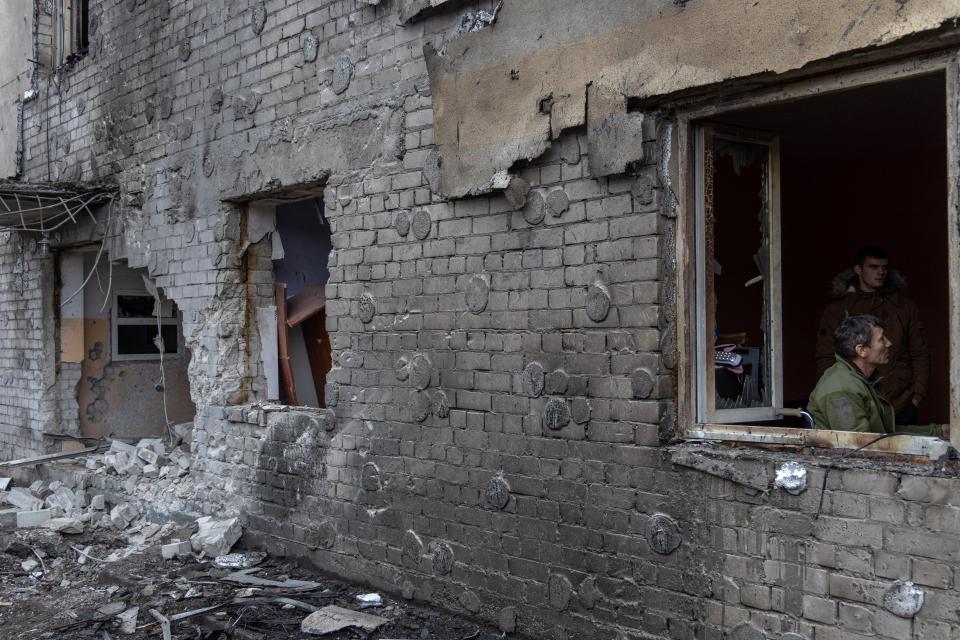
713, 72, 949, 423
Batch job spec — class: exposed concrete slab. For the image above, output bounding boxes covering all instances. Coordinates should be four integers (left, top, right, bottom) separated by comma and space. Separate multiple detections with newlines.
426, 0, 960, 196
670, 449, 769, 492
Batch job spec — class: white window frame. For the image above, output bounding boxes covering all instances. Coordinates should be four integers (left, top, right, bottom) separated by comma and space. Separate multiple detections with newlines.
111, 290, 182, 362
672, 52, 960, 458
694, 125, 783, 424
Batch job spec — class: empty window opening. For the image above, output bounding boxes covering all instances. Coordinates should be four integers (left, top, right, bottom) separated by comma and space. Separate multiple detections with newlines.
114, 292, 181, 359
263, 197, 332, 409
55, 0, 89, 66
694, 71, 949, 428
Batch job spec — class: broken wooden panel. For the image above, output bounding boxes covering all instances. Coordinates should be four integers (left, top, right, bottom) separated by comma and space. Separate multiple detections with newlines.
286, 284, 326, 328
300, 312, 331, 407
426, 0, 960, 196
275, 283, 298, 407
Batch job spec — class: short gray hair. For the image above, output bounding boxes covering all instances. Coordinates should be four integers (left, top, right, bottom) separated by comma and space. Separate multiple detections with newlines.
834, 314, 884, 359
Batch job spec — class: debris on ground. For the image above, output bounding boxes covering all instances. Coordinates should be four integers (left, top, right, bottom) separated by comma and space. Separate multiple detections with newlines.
301, 605, 388, 635
0, 439, 507, 639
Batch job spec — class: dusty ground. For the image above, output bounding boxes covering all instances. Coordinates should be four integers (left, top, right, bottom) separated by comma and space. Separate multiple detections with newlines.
0, 527, 505, 640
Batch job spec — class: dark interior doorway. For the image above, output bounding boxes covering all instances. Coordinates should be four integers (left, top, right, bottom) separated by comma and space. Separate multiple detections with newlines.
711, 71, 949, 424
273, 198, 333, 408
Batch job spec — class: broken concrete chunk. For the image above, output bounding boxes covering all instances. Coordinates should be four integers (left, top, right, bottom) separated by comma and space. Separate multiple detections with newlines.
97, 601, 127, 616
21, 558, 39, 572
111, 440, 137, 455
7, 487, 43, 511
110, 503, 138, 529
90, 494, 106, 510
137, 448, 160, 465
356, 593, 383, 608
46, 517, 84, 534
29, 480, 47, 497
301, 605, 388, 635
215, 552, 266, 569
161, 539, 192, 560
0, 508, 18, 529
117, 607, 139, 635
0, 478, 10, 491
142, 438, 166, 455
191, 516, 242, 557
17, 509, 52, 528
46, 486, 81, 513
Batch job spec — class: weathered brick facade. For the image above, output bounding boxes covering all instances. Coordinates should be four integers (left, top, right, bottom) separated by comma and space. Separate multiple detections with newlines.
2, 1, 960, 638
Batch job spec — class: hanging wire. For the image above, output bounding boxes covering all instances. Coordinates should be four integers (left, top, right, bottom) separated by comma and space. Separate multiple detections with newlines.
60, 196, 114, 308
814, 431, 949, 519
0, 186, 114, 233
154, 299, 175, 443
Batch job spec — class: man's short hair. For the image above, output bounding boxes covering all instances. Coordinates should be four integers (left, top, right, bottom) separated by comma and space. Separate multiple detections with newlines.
854, 245, 888, 266
834, 314, 884, 359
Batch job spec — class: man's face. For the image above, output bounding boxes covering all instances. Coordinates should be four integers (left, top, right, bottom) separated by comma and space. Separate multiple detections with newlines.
857, 326, 892, 367
854, 257, 889, 292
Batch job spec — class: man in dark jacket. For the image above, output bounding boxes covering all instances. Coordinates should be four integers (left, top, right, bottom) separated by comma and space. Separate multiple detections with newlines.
809, 314, 944, 437
815, 246, 929, 424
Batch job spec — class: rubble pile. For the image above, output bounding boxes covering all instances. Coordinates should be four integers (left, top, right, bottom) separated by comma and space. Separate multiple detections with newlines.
0, 438, 506, 638
0, 526, 505, 639
0, 439, 196, 542
91, 438, 192, 480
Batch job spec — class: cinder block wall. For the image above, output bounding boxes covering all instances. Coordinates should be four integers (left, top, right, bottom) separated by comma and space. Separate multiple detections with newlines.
6, 1, 960, 639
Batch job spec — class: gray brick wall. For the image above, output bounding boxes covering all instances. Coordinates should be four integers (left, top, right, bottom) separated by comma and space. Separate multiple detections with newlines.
1, 1, 958, 639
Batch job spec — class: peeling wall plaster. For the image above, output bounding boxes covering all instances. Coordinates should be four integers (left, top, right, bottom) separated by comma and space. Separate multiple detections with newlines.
425, 0, 960, 197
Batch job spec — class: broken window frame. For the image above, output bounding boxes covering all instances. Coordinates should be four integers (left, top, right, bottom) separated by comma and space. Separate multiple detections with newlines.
671, 52, 960, 458
694, 125, 783, 423
111, 289, 182, 362
54, 0, 89, 67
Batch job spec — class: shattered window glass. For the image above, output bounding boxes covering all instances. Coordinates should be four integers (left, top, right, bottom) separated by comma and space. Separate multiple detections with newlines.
697, 125, 782, 422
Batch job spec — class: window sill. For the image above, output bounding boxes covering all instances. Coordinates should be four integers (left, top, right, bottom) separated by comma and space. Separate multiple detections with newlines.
686, 423, 953, 461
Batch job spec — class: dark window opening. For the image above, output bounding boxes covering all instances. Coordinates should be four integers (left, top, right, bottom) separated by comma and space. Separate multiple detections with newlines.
57, 0, 89, 66
116, 324, 178, 356
271, 197, 333, 408
697, 71, 949, 427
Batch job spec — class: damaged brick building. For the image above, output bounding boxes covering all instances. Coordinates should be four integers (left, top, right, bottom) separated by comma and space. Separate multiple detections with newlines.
2, 0, 960, 637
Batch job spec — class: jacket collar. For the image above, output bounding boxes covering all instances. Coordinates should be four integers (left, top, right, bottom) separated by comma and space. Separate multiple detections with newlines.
833, 354, 881, 386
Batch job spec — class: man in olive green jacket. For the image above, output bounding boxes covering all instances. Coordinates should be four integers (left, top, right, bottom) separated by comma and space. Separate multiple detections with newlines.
808, 314, 945, 438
